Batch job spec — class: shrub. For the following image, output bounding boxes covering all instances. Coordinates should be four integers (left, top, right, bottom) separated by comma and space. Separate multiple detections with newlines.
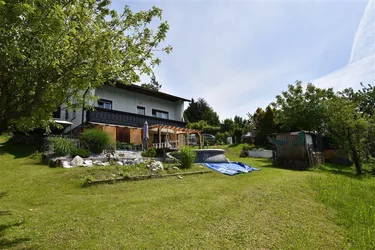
202, 126, 221, 136
141, 147, 157, 157
215, 132, 231, 144
179, 146, 196, 169
80, 129, 113, 154
242, 144, 255, 151
116, 141, 135, 150
71, 148, 91, 158
47, 137, 76, 156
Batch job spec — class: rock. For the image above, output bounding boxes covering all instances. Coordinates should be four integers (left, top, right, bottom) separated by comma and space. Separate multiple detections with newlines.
102, 162, 110, 166
172, 166, 180, 170
150, 161, 163, 171
134, 158, 143, 164
83, 160, 93, 167
124, 160, 135, 165
93, 160, 104, 166
116, 161, 124, 166
199, 165, 204, 169
71, 156, 84, 167
178, 175, 182, 179
62, 161, 73, 168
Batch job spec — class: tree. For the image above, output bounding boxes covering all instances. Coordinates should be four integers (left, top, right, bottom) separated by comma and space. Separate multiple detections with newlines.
340, 83, 375, 162
184, 98, 220, 126
0, 0, 172, 133
221, 118, 234, 134
273, 81, 335, 133
141, 73, 162, 91
326, 97, 369, 174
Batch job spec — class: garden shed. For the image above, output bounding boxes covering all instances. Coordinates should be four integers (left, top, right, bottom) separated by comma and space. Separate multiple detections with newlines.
268, 131, 324, 169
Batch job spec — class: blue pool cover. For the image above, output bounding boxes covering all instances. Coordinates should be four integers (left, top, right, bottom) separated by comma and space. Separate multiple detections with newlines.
203, 162, 260, 175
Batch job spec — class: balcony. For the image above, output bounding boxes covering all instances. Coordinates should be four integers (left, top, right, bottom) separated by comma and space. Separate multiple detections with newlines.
86, 107, 187, 128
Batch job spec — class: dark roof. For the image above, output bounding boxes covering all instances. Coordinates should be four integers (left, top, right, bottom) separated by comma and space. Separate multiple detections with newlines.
109, 82, 190, 102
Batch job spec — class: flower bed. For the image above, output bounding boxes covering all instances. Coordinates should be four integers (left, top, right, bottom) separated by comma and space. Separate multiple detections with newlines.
83, 163, 210, 186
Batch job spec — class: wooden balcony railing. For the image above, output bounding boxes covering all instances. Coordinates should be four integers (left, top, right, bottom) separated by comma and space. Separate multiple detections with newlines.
86, 107, 187, 128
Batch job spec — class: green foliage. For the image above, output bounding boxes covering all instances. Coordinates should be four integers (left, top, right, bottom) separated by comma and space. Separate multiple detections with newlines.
201, 126, 221, 136
179, 146, 196, 169
215, 132, 231, 144
71, 148, 91, 158
47, 137, 76, 157
141, 73, 162, 92
184, 98, 220, 126
272, 81, 335, 133
232, 128, 243, 144
221, 118, 235, 134
80, 129, 113, 154
0, 1, 172, 133
242, 144, 255, 151
326, 97, 369, 174
248, 106, 276, 145
116, 141, 135, 150
141, 147, 157, 157
187, 120, 208, 130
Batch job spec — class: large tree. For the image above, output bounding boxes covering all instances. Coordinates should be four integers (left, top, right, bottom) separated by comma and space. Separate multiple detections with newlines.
273, 81, 335, 133
326, 96, 369, 174
183, 98, 220, 126
0, 0, 172, 133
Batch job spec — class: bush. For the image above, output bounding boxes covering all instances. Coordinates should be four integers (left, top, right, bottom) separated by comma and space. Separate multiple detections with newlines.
116, 141, 135, 150
179, 146, 196, 169
141, 147, 157, 157
71, 148, 91, 158
215, 132, 231, 144
202, 126, 221, 136
80, 129, 113, 154
242, 144, 255, 151
47, 137, 76, 156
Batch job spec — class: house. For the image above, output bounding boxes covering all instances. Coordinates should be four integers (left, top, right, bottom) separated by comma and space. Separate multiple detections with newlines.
52, 83, 201, 149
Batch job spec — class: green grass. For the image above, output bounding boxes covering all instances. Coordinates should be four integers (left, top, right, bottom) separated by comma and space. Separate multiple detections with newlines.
1, 138, 375, 249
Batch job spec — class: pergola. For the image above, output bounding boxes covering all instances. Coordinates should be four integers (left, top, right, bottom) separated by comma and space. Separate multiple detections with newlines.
149, 124, 202, 149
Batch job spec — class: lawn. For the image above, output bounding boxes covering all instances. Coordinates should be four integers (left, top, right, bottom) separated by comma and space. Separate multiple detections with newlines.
1, 140, 374, 249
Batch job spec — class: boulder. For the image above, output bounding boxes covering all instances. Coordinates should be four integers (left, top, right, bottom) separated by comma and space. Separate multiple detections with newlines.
71, 156, 84, 167
93, 160, 104, 166
62, 161, 73, 168
83, 160, 93, 167
116, 161, 124, 166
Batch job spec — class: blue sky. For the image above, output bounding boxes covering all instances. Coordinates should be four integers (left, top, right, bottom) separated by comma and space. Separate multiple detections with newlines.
111, 0, 371, 120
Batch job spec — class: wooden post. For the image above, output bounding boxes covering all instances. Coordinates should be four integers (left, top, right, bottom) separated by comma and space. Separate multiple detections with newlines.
198, 132, 203, 149
158, 126, 162, 148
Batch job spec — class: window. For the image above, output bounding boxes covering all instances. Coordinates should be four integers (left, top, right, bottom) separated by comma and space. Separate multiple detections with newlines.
137, 106, 145, 115
65, 110, 69, 120
98, 99, 112, 109
152, 109, 169, 119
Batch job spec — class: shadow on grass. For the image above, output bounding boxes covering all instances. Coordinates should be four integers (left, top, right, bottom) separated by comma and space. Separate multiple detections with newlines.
316, 163, 363, 179
0, 141, 38, 159
0, 191, 30, 249
0, 222, 30, 249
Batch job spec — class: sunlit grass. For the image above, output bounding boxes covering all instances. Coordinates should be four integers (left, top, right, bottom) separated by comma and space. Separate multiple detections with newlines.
0, 137, 374, 249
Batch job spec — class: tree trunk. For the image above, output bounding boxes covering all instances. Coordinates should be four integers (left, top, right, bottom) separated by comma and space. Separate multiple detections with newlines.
347, 128, 362, 174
